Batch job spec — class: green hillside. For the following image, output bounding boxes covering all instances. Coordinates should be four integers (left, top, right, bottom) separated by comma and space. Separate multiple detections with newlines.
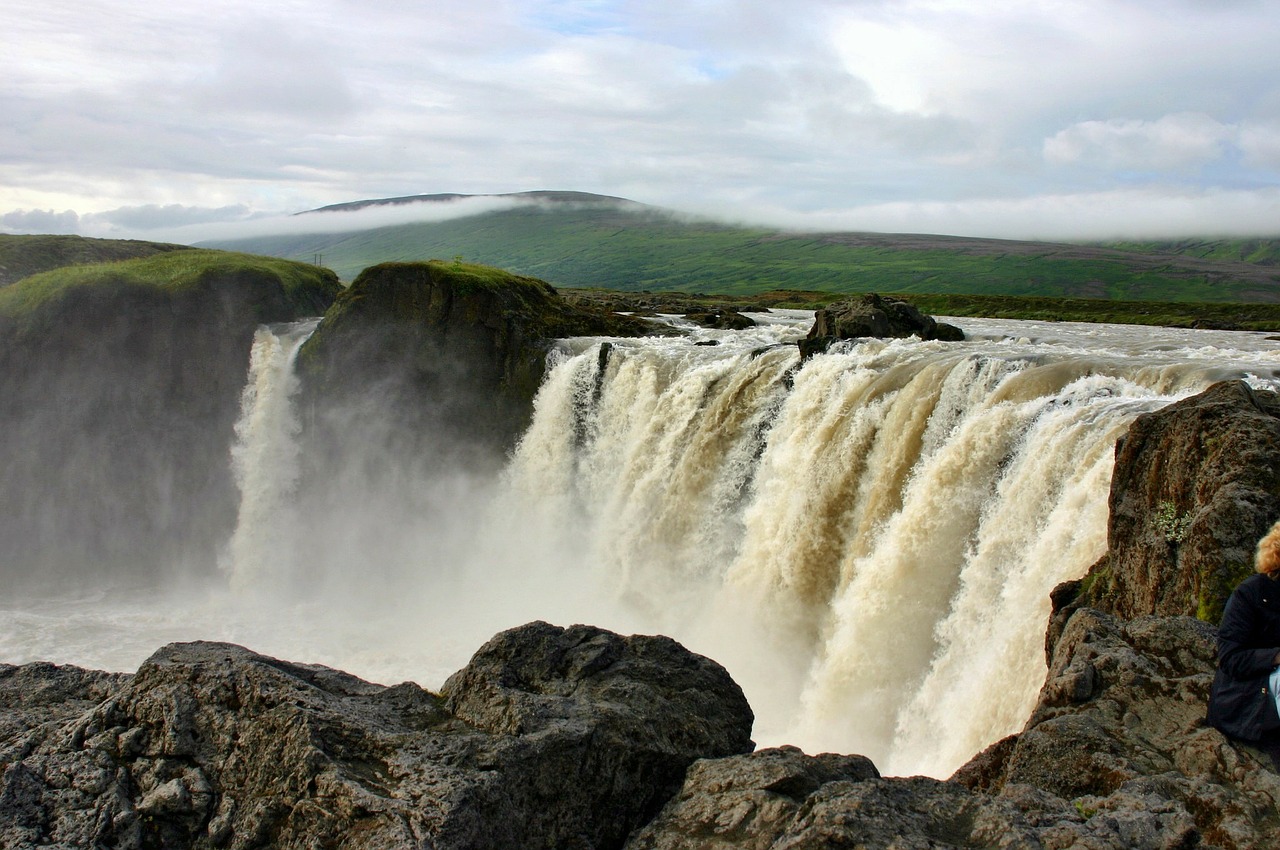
1104, 238, 1280, 267
206, 200, 1280, 303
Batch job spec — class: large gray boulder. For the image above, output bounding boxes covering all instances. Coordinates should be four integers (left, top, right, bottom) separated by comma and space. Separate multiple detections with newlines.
0, 622, 753, 850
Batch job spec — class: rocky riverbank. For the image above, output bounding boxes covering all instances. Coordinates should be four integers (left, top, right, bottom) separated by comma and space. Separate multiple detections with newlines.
3, 608, 1276, 849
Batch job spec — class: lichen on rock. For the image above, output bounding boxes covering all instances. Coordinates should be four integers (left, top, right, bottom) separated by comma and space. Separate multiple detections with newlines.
1076, 380, 1280, 623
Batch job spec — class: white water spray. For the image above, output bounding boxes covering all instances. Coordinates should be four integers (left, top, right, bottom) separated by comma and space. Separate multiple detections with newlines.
221, 319, 319, 593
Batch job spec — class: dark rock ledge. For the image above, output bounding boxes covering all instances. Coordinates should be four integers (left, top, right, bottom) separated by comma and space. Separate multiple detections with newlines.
4, 613, 1278, 850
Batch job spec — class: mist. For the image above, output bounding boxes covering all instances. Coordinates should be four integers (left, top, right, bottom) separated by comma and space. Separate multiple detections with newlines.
672, 186, 1280, 242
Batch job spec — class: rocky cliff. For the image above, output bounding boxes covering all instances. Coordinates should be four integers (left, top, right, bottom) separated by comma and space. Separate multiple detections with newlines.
1076, 380, 1280, 623
6, 610, 1277, 850
295, 260, 656, 466
0, 251, 341, 587
628, 609, 1279, 850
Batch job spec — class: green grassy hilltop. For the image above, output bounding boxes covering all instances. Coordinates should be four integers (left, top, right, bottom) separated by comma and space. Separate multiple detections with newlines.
205, 196, 1280, 304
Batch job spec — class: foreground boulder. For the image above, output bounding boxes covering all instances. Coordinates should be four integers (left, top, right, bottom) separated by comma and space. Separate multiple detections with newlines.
1078, 380, 1280, 622
800, 293, 964, 356
0, 622, 753, 850
6, 612, 1280, 849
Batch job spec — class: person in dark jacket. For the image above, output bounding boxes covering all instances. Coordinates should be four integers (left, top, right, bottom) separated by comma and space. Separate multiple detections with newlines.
1208, 521, 1280, 765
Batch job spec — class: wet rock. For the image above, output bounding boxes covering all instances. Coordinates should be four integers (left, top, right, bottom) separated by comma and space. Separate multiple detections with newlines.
1077, 380, 1280, 622
799, 293, 964, 356
683, 308, 755, 330
633, 608, 1280, 850
956, 607, 1280, 848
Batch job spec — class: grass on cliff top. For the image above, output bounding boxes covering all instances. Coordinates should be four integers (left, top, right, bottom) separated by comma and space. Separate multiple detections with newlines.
342, 259, 556, 304
0, 249, 338, 319
0, 233, 192, 288
417, 257, 553, 295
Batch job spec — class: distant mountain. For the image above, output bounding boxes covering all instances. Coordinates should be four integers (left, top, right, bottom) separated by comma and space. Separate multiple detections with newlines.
307, 190, 639, 214
204, 193, 1280, 303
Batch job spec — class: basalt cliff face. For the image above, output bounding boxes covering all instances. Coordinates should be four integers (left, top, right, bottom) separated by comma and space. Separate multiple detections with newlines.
628, 611, 1278, 850
295, 261, 656, 468
0, 255, 340, 587
1075, 380, 1280, 624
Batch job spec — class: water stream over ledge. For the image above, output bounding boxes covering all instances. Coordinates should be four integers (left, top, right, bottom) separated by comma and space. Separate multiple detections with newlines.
5, 313, 1280, 777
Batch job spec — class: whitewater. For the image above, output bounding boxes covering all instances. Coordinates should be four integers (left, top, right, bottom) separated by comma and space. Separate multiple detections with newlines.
4, 311, 1280, 778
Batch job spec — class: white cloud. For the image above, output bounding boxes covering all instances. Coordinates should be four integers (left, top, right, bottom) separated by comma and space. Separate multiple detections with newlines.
1043, 113, 1236, 171
1, 208, 80, 234
81, 195, 537, 243
0, 0, 1278, 240
678, 186, 1280, 242
86, 204, 253, 231
1240, 121, 1280, 169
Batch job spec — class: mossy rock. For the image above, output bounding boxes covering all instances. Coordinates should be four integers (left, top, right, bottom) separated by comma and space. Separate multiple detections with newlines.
0, 251, 341, 587
297, 260, 655, 465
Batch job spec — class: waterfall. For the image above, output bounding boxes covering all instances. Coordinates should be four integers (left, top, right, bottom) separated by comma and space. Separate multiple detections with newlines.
221, 319, 319, 593
505, 316, 1280, 777
9, 311, 1280, 782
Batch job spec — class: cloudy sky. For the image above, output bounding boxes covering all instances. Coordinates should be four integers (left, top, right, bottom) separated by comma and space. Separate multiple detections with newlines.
3, 0, 1279, 241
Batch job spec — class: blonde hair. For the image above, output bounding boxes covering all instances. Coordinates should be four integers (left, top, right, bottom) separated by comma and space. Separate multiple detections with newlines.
1257, 519, 1280, 576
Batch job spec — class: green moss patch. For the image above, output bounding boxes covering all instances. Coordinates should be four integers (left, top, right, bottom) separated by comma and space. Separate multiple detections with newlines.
0, 249, 341, 322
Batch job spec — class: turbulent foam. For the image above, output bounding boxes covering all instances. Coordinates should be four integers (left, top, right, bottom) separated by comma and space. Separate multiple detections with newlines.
503, 319, 1280, 776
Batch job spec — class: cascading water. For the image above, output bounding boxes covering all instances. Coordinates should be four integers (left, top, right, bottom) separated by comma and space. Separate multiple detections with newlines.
6, 311, 1280, 781
503, 313, 1280, 777
221, 319, 319, 594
